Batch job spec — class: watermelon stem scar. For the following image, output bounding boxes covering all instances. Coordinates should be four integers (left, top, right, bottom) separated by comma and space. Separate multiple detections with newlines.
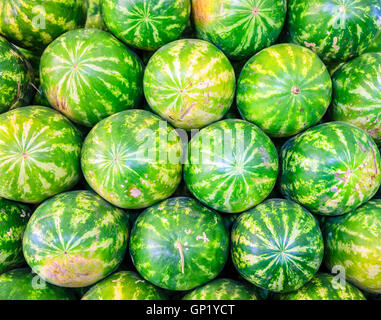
174, 242, 185, 274
291, 85, 300, 95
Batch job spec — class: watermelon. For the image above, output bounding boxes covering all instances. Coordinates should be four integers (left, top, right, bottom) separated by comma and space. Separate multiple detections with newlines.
40, 28, 144, 127
0, 198, 31, 274
237, 43, 332, 137
0, 268, 76, 300
287, 0, 381, 63
183, 278, 258, 300
0, 106, 82, 203
365, 31, 381, 53
102, 0, 191, 51
85, 0, 106, 30
22, 190, 129, 288
0, 36, 33, 113
192, 0, 287, 60
278, 273, 366, 300
184, 119, 278, 213
143, 39, 235, 130
81, 109, 183, 209
323, 199, 381, 293
0, 0, 87, 52
81, 271, 166, 300
231, 198, 323, 293
331, 52, 381, 146
130, 197, 229, 291
280, 122, 381, 216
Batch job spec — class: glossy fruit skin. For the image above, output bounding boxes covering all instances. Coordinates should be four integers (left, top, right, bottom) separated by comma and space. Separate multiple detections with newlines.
280, 122, 381, 216
130, 197, 229, 291
40, 28, 144, 127
81, 109, 183, 209
184, 119, 278, 213
143, 39, 235, 130
231, 198, 324, 293
23, 190, 129, 288
0, 106, 82, 204
102, 0, 191, 51
323, 200, 381, 293
82, 271, 166, 300
0, 0, 87, 52
0, 198, 31, 274
278, 273, 366, 300
237, 43, 332, 137
331, 53, 381, 146
288, 0, 381, 63
192, 0, 287, 60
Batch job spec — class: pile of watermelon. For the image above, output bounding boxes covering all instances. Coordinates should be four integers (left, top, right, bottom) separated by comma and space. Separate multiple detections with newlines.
0, 0, 380, 301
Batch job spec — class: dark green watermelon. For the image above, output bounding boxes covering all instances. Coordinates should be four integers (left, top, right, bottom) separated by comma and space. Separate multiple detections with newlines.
364, 31, 381, 53
85, 0, 106, 30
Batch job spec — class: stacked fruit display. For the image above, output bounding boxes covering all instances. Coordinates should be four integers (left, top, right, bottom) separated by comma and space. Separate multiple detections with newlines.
0, 0, 380, 301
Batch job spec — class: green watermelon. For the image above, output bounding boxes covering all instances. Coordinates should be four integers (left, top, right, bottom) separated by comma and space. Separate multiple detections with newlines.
143, 39, 235, 130
237, 43, 332, 137
82, 271, 166, 300
0, 268, 76, 300
102, 0, 191, 51
231, 198, 323, 293
0, 0, 87, 52
0, 198, 31, 274
287, 0, 381, 63
32, 86, 51, 107
192, 0, 287, 60
278, 273, 366, 300
183, 278, 258, 300
331, 52, 381, 146
280, 122, 381, 216
40, 28, 143, 127
130, 197, 229, 291
184, 119, 278, 213
23, 190, 129, 288
81, 109, 183, 209
323, 199, 381, 293
85, 0, 106, 30
0, 106, 82, 203
364, 31, 381, 53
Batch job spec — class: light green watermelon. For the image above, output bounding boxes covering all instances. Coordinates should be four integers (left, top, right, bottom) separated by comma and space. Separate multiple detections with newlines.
85, 0, 106, 30
364, 31, 381, 53
23, 190, 129, 288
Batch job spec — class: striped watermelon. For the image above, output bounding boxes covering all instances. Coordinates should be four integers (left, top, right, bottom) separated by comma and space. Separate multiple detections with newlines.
0, 198, 31, 274
143, 39, 235, 130
85, 0, 106, 30
323, 199, 381, 293
365, 31, 381, 53
331, 52, 381, 146
81, 109, 183, 209
82, 271, 166, 300
102, 0, 190, 51
0, 0, 87, 52
0, 106, 82, 204
130, 197, 229, 291
23, 190, 129, 288
287, 0, 381, 63
192, 0, 287, 60
280, 122, 381, 216
278, 273, 366, 300
231, 198, 324, 293
40, 28, 144, 127
237, 43, 332, 137
184, 119, 278, 213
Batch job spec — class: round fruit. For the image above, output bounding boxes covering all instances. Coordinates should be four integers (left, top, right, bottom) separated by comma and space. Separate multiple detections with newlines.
280, 122, 381, 216
82, 271, 166, 300
85, 0, 106, 30
130, 197, 229, 291
0, 106, 82, 203
143, 39, 235, 130
184, 119, 278, 213
287, 0, 381, 63
102, 0, 191, 50
23, 190, 129, 287
237, 43, 332, 137
365, 31, 381, 53
231, 198, 324, 293
323, 199, 381, 293
331, 52, 381, 146
81, 109, 183, 209
40, 28, 143, 127
192, 0, 287, 60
